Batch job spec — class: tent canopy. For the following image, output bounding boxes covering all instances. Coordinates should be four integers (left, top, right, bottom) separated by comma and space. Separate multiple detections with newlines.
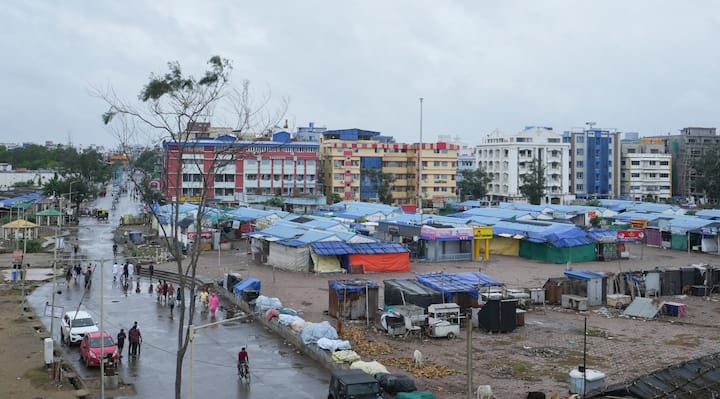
417, 271, 503, 301
232, 277, 262, 296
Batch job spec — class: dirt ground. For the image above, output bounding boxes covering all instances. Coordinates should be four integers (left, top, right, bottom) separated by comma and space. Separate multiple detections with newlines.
3, 240, 720, 399
183, 241, 720, 399
0, 253, 77, 399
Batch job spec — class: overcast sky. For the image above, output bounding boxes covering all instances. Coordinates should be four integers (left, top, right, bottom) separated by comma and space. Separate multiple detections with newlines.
2, 1, 719, 148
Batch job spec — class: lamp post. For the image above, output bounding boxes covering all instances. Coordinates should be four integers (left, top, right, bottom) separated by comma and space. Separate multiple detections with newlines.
68, 181, 75, 224
418, 97, 424, 219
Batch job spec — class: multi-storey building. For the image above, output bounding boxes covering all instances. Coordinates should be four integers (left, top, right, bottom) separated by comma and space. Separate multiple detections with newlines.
476, 127, 572, 204
295, 122, 327, 142
162, 131, 319, 205
654, 127, 719, 202
319, 129, 458, 207
619, 133, 672, 202
565, 127, 621, 199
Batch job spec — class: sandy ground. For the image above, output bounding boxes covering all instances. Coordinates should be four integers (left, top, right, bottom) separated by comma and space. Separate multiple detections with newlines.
0, 253, 77, 399
179, 241, 720, 399
3, 240, 720, 399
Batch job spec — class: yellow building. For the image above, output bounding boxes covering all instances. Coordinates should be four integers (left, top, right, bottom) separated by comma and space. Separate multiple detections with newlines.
319, 129, 458, 208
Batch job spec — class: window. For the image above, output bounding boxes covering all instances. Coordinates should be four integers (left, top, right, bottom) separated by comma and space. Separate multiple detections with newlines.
576, 136, 584, 143
576, 148, 583, 155
631, 173, 640, 178
660, 173, 669, 178
576, 184, 584, 191
660, 161, 669, 166
576, 172, 583, 179
245, 174, 257, 181
306, 160, 316, 168
576, 161, 584, 167
631, 161, 640, 166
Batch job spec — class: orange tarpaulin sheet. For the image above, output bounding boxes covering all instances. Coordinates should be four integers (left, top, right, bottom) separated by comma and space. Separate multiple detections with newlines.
348, 253, 410, 273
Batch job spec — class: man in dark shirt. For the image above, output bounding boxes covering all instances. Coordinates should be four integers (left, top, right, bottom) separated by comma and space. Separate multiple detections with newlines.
116, 329, 127, 359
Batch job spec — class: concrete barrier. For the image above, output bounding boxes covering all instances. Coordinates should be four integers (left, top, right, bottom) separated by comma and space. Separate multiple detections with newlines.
221, 289, 344, 372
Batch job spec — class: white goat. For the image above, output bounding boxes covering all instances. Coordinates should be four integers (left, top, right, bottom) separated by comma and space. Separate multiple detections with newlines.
475, 384, 493, 399
413, 349, 423, 368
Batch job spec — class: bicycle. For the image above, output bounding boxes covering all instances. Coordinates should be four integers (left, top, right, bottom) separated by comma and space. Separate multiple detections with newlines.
237, 361, 250, 383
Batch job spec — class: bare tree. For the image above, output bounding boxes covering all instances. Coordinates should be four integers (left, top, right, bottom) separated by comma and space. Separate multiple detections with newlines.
96, 56, 286, 399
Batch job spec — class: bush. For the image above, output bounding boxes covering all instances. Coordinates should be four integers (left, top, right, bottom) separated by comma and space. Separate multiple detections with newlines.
25, 240, 44, 253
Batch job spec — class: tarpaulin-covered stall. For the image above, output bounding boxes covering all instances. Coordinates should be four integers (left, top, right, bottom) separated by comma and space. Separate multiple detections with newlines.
348, 242, 410, 272
383, 279, 443, 309
312, 242, 410, 273
232, 277, 261, 300
267, 241, 311, 272
416, 271, 503, 306
328, 279, 379, 320
491, 220, 596, 263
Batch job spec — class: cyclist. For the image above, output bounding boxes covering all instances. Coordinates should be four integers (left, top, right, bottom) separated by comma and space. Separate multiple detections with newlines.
237, 347, 249, 378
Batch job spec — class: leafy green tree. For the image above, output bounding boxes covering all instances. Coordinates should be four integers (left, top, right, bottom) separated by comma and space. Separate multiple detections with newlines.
265, 197, 284, 208
377, 173, 396, 205
692, 144, 720, 203
457, 168, 491, 201
519, 159, 546, 205
585, 199, 601, 207
329, 193, 342, 204
134, 149, 159, 174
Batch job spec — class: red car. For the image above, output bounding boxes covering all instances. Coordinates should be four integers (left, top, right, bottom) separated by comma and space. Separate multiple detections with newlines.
79, 331, 119, 367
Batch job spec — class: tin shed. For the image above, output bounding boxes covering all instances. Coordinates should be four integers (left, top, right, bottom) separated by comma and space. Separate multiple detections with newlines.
328, 279, 379, 321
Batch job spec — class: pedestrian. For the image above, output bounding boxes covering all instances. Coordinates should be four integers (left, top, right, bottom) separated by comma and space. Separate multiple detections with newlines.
73, 264, 82, 283
209, 293, 219, 317
127, 262, 134, 282
84, 265, 92, 289
156, 280, 164, 303
112, 262, 119, 283
169, 291, 176, 318
116, 328, 126, 359
122, 263, 129, 285
65, 267, 73, 288
135, 263, 141, 279
163, 281, 170, 304
148, 262, 154, 281
128, 321, 142, 357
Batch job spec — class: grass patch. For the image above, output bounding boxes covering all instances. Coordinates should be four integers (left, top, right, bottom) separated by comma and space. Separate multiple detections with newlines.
663, 334, 701, 348
23, 366, 49, 387
491, 359, 540, 381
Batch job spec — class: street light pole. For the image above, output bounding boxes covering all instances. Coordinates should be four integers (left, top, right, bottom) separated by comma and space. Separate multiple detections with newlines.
418, 97, 424, 220
68, 181, 75, 224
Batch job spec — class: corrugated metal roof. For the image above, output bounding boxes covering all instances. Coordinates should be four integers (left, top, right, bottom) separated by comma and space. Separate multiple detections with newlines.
564, 270, 604, 280
311, 241, 354, 255
598, 352, 720, 398
311, 241, 409, 255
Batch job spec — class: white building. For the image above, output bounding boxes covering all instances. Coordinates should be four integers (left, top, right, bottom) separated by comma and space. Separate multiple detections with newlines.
620, 134, 672, 201
475, 127, 572, 204
0, 167, 56, 191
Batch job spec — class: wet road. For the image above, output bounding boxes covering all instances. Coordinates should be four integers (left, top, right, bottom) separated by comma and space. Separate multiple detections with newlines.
29, 186, 330, 398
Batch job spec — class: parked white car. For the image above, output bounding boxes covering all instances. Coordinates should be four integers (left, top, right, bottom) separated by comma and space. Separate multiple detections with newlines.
60, 310, 98, 345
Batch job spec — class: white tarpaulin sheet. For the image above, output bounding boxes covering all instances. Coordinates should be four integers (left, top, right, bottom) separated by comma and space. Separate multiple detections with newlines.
317, 337, 352, 352
268, 242, 310, 272
301, 321, 338, 345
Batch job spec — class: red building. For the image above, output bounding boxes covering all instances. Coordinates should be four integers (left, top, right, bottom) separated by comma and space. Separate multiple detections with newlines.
162, 133, 320, 205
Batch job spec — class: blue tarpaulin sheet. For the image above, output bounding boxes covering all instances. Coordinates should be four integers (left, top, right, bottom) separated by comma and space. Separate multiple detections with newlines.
232, 278, 261, 296
330, 279, 378, 300
416, 272, 503, 302
491, 220, 593, 247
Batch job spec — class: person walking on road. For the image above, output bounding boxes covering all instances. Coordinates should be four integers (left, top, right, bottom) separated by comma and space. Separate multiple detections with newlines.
128, 322, 142, 357
209, 293, 219, 317
127, 262, 135, 283
116, 329, 126, 359
148, 262, 154, 282
112, 262, 119, 284
65, 267, 73, 288
84, 265, 93, 289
